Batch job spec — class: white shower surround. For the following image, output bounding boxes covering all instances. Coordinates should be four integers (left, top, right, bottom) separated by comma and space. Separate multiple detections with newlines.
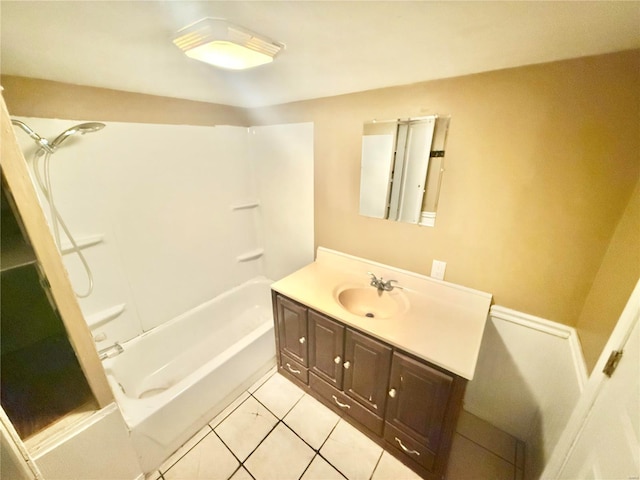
14, 117, 314, 346
14, 117, 313, 472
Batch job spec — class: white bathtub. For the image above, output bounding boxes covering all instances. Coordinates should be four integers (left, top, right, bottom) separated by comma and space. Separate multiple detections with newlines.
103, 277, 276, 473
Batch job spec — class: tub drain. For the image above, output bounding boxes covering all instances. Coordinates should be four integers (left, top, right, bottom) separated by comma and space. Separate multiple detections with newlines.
365, 312, 375, 318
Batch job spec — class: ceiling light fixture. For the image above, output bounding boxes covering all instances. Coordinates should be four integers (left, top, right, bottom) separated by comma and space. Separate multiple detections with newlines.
173, 18, 283, 70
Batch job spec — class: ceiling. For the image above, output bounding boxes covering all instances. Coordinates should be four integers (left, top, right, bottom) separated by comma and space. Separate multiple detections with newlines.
2, 1, 639, 108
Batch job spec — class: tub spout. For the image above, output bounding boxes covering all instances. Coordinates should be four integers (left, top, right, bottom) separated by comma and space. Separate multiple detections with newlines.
98, 342, 123, 360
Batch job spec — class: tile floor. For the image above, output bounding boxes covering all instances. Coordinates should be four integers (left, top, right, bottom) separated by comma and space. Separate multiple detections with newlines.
147, 368, 525, 480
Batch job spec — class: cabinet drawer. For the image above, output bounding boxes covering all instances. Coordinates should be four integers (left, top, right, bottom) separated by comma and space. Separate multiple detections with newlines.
310, 373, 383, 436
280, 352, 309, 384
384, 422, 436, 472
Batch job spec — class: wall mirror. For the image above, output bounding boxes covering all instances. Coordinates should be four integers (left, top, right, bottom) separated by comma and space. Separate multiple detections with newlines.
359, 115, 450, 226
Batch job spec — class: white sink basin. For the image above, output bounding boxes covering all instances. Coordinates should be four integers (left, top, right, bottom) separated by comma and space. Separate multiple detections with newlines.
336, 286, 409, 319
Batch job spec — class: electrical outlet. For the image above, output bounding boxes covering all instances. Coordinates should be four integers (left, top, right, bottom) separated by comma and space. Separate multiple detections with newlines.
431, 260, 446, 280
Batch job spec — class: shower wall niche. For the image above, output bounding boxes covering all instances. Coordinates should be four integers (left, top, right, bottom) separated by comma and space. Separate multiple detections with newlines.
0, 178, 96, 439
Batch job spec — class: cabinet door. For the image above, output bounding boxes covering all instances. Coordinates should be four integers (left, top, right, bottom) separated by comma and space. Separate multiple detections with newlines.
385, 352, 453, 451
343, 329, 391, 414
308, 311, 344, 389
276, 295, 308, 367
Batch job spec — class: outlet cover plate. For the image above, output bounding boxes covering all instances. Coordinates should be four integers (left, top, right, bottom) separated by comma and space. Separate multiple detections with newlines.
431, 260, 446, 280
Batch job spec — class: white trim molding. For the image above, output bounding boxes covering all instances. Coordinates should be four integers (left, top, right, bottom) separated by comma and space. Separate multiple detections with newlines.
490, 305, 589, 389
464, 305, 588, 479
419, 211, 436, 227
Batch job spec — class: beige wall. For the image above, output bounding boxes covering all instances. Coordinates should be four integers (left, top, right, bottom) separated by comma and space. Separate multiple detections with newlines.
576, 177, 640, 371
3, 50, 639, 366
0, 76, 250, 126
249, 50, 640, 330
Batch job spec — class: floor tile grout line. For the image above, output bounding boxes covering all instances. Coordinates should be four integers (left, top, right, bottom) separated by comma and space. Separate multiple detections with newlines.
250, 373, 374, 479
315, 451, 350, 480
228, 465, 255, 480
239, 419, 316, 480
276, 407, 350, 480
250, 410, 350, 480
312, 418, 367, 480
239, 418, 282, 467
158, 425, 216, 475
317, 415, 342, 452
247, 368, 278, 395
209, 392, 252, 430
368, 449, 385, 480
281, 415, 322, 452
212, 429, 245, 468
162, 395, 249, 475
456, 430, 518, 466
296, 452, 317, 480
250, 384, 306, 421
210, 383, 308, 477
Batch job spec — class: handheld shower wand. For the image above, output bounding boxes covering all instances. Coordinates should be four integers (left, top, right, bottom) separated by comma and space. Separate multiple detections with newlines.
50, 122, 106, 149
11, 119, 106, 154
11, 119, 106, 298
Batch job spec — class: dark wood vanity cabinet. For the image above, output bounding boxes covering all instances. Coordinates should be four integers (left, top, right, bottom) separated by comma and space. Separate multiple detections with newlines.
272, 292, 466, 480
385, 352, 464, 474
343, 328, 392, 415
307, 310, 391, 436
308, 310, 344, 388
275, 295, 309, 383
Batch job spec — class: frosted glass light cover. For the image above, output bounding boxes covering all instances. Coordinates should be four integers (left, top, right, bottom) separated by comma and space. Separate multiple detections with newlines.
184, 40, 274, 70
173, 18, 282, 71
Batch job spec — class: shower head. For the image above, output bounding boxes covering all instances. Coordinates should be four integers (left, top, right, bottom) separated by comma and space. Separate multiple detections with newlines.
49, 122, 106, 149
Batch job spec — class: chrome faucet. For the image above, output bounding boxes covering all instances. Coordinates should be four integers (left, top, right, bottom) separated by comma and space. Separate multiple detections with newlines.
368, 272, 398, 292
98, 342, 124, 360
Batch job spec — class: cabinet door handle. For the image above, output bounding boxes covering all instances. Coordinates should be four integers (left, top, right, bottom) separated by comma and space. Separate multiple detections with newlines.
395, 437, 420, 456
299, 337, 306, 344
331, 395, 351, 409
285, 363, 301, 374
343, 361, 351, 369
334, 356, 341, 364
389, 388, 397, 398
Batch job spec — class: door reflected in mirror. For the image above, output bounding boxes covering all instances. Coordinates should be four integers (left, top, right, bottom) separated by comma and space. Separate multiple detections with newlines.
359, 115, 449, 226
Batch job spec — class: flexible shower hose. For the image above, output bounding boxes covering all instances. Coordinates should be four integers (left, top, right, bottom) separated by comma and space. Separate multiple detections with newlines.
32, 150, 94, 298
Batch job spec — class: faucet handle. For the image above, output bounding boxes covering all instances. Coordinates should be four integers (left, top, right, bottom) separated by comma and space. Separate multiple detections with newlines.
367, 271, 377, 280
383, 279, 399, 291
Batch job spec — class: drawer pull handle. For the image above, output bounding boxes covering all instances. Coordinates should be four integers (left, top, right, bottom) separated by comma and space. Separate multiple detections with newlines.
343, 361, 351, 369
331, 395, 351, 409
334, 356, 341, 364
395, 437, 420, 457
286, 363, 301, 374
299, 337, 306, 344
389, 388, 397, 398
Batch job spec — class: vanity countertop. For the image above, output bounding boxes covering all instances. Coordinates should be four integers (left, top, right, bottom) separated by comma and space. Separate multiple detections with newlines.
271, 248, 492, 380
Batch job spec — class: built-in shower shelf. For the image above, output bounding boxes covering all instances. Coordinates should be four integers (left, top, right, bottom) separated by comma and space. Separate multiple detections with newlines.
86, 303, 126, 329
61, 234, 104, 254
236, 248, 264, 262
231, 200, 260, 211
